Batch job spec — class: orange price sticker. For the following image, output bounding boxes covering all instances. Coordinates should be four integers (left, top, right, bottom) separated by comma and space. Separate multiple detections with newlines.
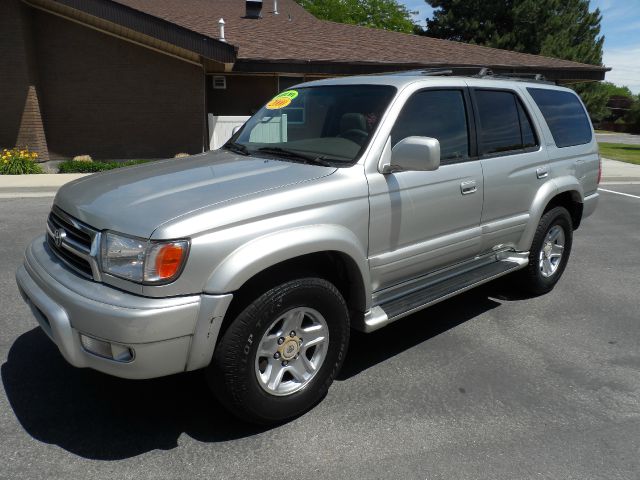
266, 97, 292, 109
266, 90, 299, 110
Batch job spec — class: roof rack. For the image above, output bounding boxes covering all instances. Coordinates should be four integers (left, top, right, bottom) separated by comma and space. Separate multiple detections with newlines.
419, 68, 455, 76
474, 67, 551, 83
389, 67, 553, 84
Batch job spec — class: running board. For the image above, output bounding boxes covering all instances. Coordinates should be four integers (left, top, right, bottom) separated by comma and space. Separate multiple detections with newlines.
361, 257, 527, 333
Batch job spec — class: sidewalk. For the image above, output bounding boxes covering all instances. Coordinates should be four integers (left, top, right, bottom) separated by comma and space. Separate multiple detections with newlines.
601, 158, 640, 184
0, 158, 638, 198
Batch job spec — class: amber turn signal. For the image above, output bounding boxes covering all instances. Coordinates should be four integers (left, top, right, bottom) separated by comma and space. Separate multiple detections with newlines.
156, 243, 186, 279
144, 240, 189, 283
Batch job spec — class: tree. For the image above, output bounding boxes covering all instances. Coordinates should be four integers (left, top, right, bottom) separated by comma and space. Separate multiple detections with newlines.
424, 0, 606, 119
573, 83, 610, 123
424, 0, 603, 62
295, 0, 417, 33
600, 82, 634, 100
625, 95, 640, 133
424, 0, 518, 48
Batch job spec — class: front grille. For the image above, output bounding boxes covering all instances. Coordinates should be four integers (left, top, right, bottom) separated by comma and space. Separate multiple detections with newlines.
46, 235, 93, 277
46, 207, 100, 280
49, 209, 91, 248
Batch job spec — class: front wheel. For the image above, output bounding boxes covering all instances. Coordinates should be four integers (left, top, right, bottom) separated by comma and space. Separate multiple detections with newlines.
518, 206, 573, 295
207, 277, 350, 425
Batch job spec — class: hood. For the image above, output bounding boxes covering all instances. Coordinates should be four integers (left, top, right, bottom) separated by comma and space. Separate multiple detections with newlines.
54, 150, 336, 238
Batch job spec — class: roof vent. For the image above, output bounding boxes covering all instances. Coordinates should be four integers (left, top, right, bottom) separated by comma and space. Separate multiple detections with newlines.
245, 0, 263, 19
273, 0, 279, 15
218, 18, 226, 42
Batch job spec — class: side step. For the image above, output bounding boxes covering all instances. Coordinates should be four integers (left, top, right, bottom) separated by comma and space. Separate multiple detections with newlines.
362, 257, 527, 332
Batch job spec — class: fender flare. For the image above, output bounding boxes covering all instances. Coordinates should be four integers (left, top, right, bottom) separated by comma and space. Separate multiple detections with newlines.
204, 224, 372, 310
517, 176, 584, 251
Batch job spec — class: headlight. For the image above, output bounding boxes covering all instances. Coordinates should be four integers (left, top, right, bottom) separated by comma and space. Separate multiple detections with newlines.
101, 232, 189, 284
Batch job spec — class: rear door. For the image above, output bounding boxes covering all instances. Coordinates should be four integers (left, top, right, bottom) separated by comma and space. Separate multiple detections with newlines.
468, 85, 549, 252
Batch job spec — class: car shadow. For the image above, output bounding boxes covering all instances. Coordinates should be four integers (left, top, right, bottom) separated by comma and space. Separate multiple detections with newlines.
1, 328, 270, 460
2, 278, 521, 460
338, 281, 510, 380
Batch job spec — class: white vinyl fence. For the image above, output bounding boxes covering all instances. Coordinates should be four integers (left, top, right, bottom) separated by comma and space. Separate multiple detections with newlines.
208, 115, 250, 150
208, 114, 289, 150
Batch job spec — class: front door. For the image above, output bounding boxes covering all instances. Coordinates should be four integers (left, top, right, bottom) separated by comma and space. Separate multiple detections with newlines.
366, 88, 484, 292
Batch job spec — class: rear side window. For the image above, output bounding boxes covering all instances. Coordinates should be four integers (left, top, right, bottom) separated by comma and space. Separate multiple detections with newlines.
391, 90, 469, 163
527, 88, 592, 148
474, 90, 539, 155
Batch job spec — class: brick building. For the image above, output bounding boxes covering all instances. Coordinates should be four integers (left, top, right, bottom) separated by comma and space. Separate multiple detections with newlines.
1, 0, 609, 162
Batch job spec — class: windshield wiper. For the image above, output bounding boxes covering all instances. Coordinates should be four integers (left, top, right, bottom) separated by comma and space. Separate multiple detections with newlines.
223, 142, 251, 156
256, 147, 337, 167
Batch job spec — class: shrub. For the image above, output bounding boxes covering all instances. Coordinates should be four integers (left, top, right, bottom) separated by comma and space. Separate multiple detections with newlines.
0, 147, 44, 175
625, 96, 640, 133
58, 159, 149, 173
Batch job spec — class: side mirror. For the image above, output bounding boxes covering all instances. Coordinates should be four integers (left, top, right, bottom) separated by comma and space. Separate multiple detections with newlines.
383, 136, 440, 173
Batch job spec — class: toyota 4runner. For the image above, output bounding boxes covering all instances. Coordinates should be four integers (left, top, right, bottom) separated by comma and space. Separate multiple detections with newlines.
16, 71, 600, 424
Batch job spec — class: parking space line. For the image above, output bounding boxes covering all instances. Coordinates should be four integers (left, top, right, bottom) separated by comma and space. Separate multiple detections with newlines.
598, 188, 640, 200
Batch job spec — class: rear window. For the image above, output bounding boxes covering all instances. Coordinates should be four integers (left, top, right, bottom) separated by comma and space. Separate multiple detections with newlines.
527, 88, 592, 148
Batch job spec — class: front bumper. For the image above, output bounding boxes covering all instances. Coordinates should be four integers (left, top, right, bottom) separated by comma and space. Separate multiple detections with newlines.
16, 236, 232, 379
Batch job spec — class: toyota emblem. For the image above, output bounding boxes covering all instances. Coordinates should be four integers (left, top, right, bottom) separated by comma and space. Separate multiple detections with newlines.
53, 228, 67, 247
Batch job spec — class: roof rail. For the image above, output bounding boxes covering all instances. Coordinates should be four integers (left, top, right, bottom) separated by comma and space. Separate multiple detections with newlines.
385, 67, 553, 84
474, 67, 552, 83
420, 68, 455, 76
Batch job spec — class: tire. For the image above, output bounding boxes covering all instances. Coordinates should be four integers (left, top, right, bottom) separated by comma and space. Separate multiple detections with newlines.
207, 277, 350, 425
518, 206, 573, 295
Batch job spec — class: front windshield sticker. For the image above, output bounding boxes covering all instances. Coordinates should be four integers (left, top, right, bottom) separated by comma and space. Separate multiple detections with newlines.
266, 90, 299, 110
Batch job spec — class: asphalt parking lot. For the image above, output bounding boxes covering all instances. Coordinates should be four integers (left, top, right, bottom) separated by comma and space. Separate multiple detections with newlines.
1, 186, 639, 480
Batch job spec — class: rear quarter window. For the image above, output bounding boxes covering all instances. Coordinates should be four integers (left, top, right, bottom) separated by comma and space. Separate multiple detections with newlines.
527, 88, 593, 148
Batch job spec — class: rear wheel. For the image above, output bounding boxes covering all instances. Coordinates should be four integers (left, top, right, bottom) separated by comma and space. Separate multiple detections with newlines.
207, 277, 350, 425
518, 206, 573, 295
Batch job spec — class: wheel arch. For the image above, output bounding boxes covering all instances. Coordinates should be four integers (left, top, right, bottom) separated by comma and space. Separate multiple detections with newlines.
204, 225, 370, 336
517, 177, 584, 251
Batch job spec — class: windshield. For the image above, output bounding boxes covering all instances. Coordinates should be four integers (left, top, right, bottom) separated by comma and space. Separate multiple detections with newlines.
226, 85, 397, 166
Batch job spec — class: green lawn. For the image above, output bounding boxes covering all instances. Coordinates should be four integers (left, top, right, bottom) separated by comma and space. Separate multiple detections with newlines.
598, 142, 640, 165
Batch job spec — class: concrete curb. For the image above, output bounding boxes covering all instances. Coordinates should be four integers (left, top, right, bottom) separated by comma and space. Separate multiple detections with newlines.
0, 174, 90, 198
0, 173, 89, 189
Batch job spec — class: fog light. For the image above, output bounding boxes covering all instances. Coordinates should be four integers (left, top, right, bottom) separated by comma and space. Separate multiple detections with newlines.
80, 334, 134, 362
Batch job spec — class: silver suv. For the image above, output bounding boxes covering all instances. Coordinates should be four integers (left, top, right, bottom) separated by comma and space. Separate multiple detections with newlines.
16, 72, 600, 424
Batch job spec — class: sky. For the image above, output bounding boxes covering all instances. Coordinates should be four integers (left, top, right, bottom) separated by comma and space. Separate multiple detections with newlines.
400, 0, 640, 93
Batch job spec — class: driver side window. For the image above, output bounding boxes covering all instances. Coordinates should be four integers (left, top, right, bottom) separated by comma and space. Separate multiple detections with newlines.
391, 90, 470, 164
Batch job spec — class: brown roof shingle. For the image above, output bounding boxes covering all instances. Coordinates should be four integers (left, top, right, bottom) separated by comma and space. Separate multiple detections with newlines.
109, 0, 606, 73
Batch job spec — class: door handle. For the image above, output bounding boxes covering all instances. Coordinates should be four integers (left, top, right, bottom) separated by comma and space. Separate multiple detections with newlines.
460, 180, 477, 195
536, 167, 549, 179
